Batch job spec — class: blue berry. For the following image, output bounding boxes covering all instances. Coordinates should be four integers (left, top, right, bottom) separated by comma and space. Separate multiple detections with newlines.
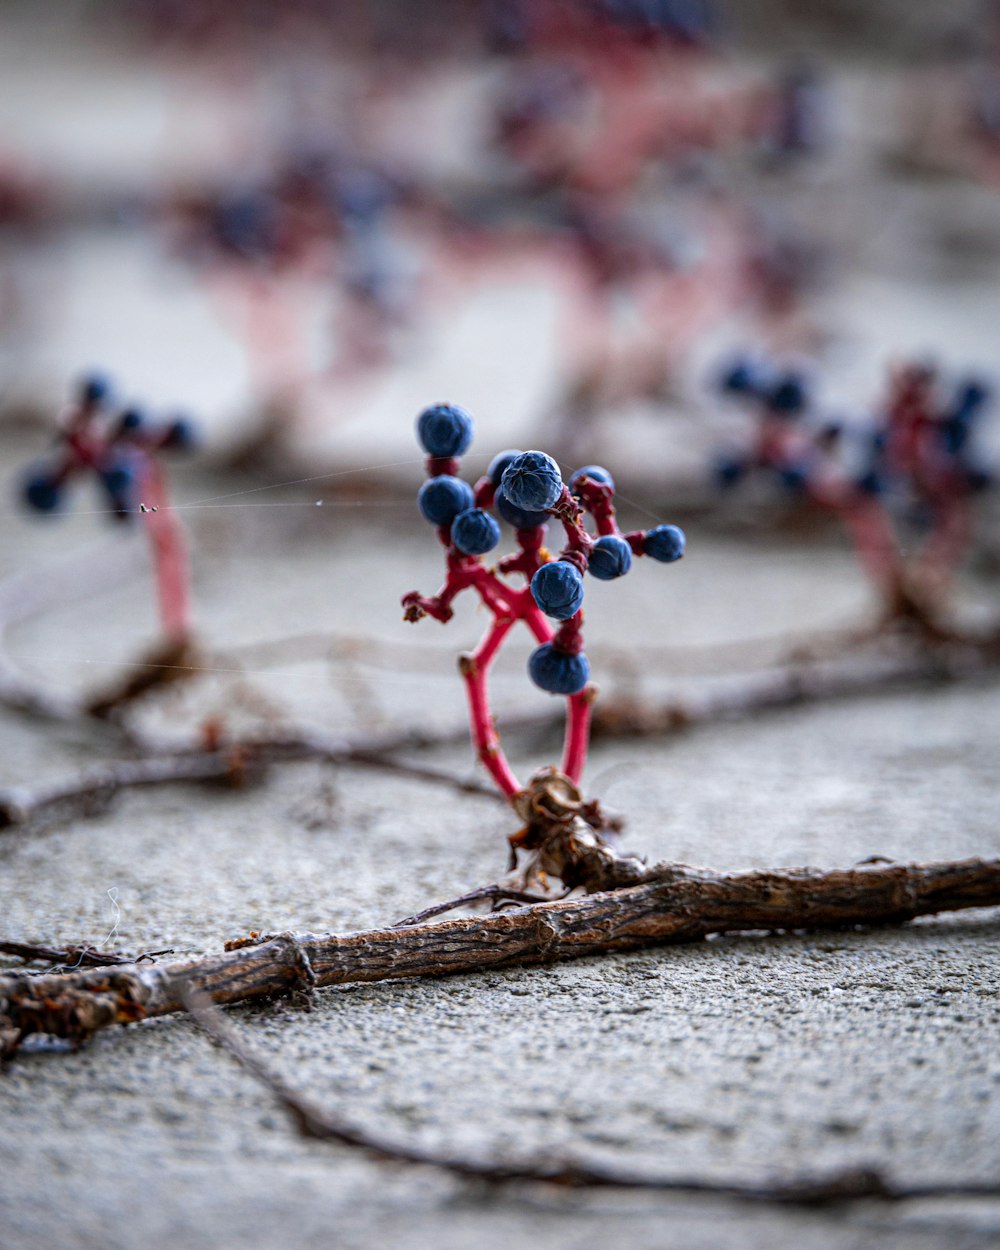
495, 486, 549, 529
818, 421, 843, 445
487, 448, 523, 487
164, 417, 197, 450
102, 462, 134, 493
942, 418, 969, 457
588, 535, 632, 580
23, 470, 62, 513
100, 461, 137, 519
779, 462, 810, 493
643, 524, 686, 563
528, 643, 590, 695
768, 372, 807, 417
500, 450, 563, 512
953, 379, 990, 417
118, 407, 145, 434
215, 192, 279, 260
530, 561, 585, 619
417, 475, 475, 526
719, 356, 766, 398
336, 167, 394, 226
79, 373, 111, 406
416, 403, 474, 459
942, 382, 989, 457
714, 454, 747, 489
569, 464, 614, 494
452, 507, 501, 556
856, 470, 884, 497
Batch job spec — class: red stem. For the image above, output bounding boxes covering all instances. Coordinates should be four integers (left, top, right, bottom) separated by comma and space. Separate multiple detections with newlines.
520, 597, 555, 645
406, 483, 618, 805
141, 461, 192, 642
835, 495, 900, 597
461, 616, 521, 798
562, 689, 594, 786
917, 494, 972, 597
460, 587, 556, 799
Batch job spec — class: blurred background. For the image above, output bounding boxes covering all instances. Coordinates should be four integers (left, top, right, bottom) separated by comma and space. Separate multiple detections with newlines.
2, 0, 1000, 502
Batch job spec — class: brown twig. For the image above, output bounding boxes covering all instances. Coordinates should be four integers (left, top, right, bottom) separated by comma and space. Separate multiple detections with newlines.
184, 981, 1000, 1206
2, 856, 997, 1058
0, 728, 499, 831
340, 747, 499, 797
590, 633, 1000, 739
393, 885, 554, 928
85, 635, 206, 719
4, 633, 998, 834
0, 940, 174, 971
0, 751, 254, 830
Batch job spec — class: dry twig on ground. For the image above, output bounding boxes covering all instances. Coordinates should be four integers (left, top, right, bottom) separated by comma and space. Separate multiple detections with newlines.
590, 631, 1000, 738
4, 633, 998, 834
0, 728, 499, 831
3, 856, 997, 1059
184, 981, 1000, 1206
0, 940, 174, 971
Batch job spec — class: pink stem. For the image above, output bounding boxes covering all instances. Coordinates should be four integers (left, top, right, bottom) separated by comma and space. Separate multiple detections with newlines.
141, 461, 191, 642
561, 689, 593, 786
406, 498, 604, 805
521, 598, 555, 645
461, 616, 521, 799
834, 495, 901, 601
917, 495, 972, 597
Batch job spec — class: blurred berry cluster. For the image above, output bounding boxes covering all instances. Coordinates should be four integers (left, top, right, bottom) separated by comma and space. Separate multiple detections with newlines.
856, 364, 993, 505
713, 354, 818, 496
21, 374, 197, 521
714, 353, 993, 509
712, 351, 995, 616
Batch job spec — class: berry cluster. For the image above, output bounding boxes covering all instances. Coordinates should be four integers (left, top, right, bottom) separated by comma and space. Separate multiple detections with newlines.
21, 374, 197, 641
714, 355, 817, 494
855, 365, 992, 503
715, 353, 994, 619
23, 375, 196, 521
403, 402, 685, 798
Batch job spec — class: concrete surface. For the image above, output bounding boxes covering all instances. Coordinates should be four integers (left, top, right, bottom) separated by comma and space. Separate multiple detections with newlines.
0, 445, 998, 1250
2, 8, 1000, 1246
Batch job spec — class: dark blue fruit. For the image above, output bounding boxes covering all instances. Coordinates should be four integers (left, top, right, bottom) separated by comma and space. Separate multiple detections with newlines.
528, 643, 590, 694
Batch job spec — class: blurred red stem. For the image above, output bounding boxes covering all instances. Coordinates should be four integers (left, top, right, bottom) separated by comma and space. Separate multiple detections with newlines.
141, 462, 191, 642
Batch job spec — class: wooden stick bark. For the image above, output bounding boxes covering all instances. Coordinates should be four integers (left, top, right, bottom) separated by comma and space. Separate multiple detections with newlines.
3, 857, 998, 1056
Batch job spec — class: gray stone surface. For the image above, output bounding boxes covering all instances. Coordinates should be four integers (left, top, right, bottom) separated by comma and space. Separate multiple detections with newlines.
1, 448, 998, 1250
2, 9, 1000, 1241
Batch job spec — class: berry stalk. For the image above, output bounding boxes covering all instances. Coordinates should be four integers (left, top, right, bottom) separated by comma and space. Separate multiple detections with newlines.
403, 404, 685, 811
141, 461, 192, 642
21, 376, 199, 645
